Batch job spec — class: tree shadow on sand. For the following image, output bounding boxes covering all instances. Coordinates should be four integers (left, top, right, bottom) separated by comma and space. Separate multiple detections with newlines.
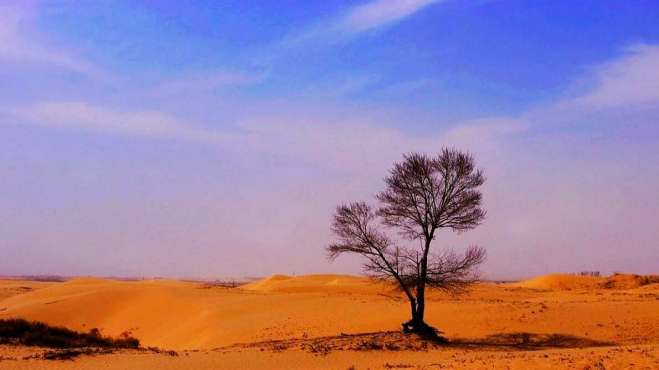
221, 331, 614, 355
448, 332, 614, 351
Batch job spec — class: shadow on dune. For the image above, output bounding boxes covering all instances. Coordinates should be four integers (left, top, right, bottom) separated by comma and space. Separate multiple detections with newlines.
449, 332, 614, 350
222, 330, 614, 355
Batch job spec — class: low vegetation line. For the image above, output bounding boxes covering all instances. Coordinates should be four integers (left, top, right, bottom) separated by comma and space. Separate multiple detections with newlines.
0, 318, 139, 349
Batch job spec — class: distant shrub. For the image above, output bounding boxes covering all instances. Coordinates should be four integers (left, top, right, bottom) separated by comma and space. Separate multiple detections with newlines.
200, 280, 243, 288
146, 346, 178, 356
384, 364, 414, 369
305, 342, 332, 355
0, 319, 139, 349
17, 276, 67, 282
576, 271, 600, 277
352, 340, 383, 351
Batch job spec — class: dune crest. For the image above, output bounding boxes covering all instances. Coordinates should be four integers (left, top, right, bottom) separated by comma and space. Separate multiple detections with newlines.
510, 273, 659, 290
0, 275, 393, 349
1, 273, 658, 354
240, 274, 389, 293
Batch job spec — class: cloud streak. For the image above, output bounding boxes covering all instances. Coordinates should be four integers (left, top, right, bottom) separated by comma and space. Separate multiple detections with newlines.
4, 102, 232, 144
151, 69, 267, 97
564, 44, 659, 109
339, 0, 439, 34
282, 0, 439, 47
3, 42, 655, 152
0, 3, 107, 79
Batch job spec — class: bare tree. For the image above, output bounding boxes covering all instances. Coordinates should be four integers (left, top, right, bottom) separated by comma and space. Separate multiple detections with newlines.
328, 149, 486, 337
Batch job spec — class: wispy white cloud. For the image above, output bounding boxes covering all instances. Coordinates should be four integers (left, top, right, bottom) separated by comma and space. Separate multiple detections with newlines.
2, 97, 523, 176
564, 44, 659, 109
379, 78, 434, 96
340, 0, 439, 33
441, 117, 529, 147
4, 39, 659, 278
0, 3, 107, 79
4, 102, 232, 144
7, 43, 656, 151
234, 110, 525, 176
282, 0, 440, 47
301, 75, 381, 98
151, 69, 267, 97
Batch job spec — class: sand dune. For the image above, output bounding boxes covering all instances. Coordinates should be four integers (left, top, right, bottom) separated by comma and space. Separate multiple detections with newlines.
1, 274, 658, 369
0, 276, 399, 349
240, 274, 390, 293
509, 273, 659, 290
509, 274, 603, 290
0, 280, 56, 301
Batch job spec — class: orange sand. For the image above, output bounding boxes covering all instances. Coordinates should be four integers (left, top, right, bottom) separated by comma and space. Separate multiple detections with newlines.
0, 274, 657, 369
508, 273, 659, 291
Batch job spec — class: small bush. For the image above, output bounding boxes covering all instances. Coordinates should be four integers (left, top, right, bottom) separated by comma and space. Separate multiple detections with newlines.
271, 343, 288, 352
576, 271, 600, 277
352, 340, 383, 351
0, 319, 139, 349
384, 364, 413, 369
147, 346, 178, 356
305, 342, 332, 355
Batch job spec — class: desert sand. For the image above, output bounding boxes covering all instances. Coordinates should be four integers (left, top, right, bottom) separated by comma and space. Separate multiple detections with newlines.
0, 274, 657, 369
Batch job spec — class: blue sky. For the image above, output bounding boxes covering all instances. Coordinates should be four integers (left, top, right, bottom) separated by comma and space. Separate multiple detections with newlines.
1, 0, 658, 279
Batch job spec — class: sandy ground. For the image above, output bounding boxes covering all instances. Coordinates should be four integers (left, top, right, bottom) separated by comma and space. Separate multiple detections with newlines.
0, 274, 657, 369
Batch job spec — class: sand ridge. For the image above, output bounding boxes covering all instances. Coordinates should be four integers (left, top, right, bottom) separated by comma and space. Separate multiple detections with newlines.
508, 273, 659, 290
240, 274, 392, 294
0, 274, 658, 368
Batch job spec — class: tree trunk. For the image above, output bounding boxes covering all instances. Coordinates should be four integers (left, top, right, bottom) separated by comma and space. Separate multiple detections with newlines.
411, 237, 430, 332
402, 284, 431, 333
401, 236, 441, 339
409, 297, 417, 319
401, 263, 430, 334
416, 281, 425, 323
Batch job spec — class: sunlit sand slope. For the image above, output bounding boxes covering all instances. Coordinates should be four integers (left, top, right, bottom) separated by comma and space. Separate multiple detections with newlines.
509, 273, 659, 290
1, 274, 658, 353
0, 276, 398, 349
0, 280, 56, 301
240, 274, 390, 293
